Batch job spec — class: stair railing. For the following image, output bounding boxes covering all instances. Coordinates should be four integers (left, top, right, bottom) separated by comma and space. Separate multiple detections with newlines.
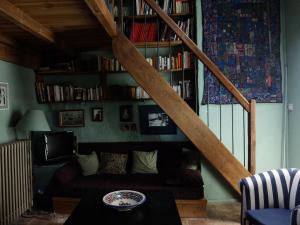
126, 0, 256, 174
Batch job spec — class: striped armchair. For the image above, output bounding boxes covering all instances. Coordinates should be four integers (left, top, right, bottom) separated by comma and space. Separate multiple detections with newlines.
240, 168, 300, 225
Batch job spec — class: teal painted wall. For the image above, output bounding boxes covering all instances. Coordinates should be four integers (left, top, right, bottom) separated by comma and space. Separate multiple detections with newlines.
48, 50, 187, 142
285, 0, 300, 168
0, 60, 45, 143
196, 1, 285, 201
0, 0, 287, 202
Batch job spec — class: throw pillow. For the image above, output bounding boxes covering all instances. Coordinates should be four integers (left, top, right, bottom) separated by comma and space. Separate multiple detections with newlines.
132, 150, 158, 174
99, 152, 128, 174
181, 147, 199, 170
76, 151, 99, 176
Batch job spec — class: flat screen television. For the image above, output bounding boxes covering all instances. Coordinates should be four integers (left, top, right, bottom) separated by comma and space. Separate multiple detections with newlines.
31, 131, 76, 165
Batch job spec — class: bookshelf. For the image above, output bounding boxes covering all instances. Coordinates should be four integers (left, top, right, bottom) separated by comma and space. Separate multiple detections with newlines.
34, 0, 197, 110
113, 0, 197, 110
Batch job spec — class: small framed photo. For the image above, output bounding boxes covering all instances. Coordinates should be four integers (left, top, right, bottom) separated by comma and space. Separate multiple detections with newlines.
92, 107, 103, 121
58, 110, 84, 127
120, 105, 133, 122
139, 105, 177, 135
120, 123, 137, 132
0, 82, 9, 110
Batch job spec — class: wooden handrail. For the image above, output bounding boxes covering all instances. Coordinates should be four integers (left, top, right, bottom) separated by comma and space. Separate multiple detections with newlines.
144, 0, 250, 112
112, 32, 251, 193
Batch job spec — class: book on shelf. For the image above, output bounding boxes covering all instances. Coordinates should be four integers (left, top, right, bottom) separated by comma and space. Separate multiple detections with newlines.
134, 0, 192, 15
129, 22, 158, 42
145, 51, 194, 71
37, 57, 101, 74
175, 0, 192, 14
159, 18, 193, 41
101, 57, 125, 72
173, 80, 192, 99
135, 0, 157, 15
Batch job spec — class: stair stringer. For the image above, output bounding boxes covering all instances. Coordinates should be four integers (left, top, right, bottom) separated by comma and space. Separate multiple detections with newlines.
112, 32, 251, 194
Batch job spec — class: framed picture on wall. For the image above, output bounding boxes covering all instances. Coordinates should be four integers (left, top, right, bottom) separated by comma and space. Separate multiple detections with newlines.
120, 105, 133, 122
139, 105, 177, 135
92, 107, 103, 121
0, 82, 8, 110
58, 110, 84, 127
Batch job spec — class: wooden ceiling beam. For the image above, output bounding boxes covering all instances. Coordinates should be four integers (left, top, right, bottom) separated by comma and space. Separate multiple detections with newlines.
0, 0, 55, 43
0, 32, 40, 68
0, 0, 76, 57
0, 42, 40, 69
0, 32, 20, 48
84, 0, 117, 38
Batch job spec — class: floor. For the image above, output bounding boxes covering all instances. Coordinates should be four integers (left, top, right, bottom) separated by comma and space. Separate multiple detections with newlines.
13, 202, 240, 225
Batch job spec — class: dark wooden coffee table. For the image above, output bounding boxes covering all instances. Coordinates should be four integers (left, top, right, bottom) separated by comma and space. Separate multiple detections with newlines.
63, 190, 182, 225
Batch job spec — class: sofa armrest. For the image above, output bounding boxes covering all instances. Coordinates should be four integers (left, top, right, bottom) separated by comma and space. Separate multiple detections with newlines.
54, 159, 82, 186
291, 206, 300, 225
240, 169, 296, 225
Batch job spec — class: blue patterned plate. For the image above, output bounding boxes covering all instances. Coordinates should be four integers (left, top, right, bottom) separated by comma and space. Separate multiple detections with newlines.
102, 190, 146, 211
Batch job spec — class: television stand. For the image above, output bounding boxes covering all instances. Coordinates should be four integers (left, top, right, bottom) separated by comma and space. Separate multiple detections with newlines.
32, 163, 66, 211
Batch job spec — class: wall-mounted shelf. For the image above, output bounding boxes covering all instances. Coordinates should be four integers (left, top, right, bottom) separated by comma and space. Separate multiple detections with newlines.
35, 71, 101, 76
134, 40, 182, 48
105, 67, 194, 74
121, 13, 194, 20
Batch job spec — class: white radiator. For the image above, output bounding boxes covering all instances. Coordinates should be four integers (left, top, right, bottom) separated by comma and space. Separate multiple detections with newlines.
0, 140, 32, 225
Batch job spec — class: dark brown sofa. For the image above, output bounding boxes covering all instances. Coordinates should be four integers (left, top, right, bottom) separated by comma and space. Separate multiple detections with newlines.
51, 142, 206, 217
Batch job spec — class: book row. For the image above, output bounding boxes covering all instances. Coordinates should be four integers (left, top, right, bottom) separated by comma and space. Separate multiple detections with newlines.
36, 82, 104, 103
134, 0, 192, 15
172, 80, 193, 99
126, 18, 193, 42
102, 51, 193, 72
145, 51, 194, 71
109, 85, 150, 100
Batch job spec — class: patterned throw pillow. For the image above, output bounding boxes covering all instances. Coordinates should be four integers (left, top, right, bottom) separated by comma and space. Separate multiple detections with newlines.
99, 152, 128, 174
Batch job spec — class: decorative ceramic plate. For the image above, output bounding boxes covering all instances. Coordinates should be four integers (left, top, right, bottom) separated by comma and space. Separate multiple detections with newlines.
102, 190, 146, 211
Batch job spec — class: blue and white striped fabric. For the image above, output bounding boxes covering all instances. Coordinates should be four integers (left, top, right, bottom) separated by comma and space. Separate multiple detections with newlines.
291, 205, 300, 225
240, 168, 296, 225
290, 170, 300, 209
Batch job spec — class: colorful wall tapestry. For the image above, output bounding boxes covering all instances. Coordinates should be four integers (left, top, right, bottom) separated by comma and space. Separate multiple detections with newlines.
201, 0, 282, 104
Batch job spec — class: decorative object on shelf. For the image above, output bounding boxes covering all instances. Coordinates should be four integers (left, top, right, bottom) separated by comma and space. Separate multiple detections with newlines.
139, 105, 177, 135
102, 190, 146, 211
120, 105, 133, 122
58, 110, 84, 127
92, 107, 103, 122
15, 110, 51, 139
120, 123, 137, 132
202, 0, 282, 104
0, 82, 8, 110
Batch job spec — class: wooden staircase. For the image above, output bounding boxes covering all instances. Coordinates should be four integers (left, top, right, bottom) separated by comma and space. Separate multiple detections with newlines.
85, 0, 255, 194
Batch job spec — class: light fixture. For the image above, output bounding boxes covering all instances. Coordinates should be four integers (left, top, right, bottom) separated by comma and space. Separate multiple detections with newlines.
15, 110, 51, 139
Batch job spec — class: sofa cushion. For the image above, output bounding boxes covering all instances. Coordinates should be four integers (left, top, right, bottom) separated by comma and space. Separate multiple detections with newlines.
163, 169, 203, 186
99, 152, 128, 174
132, 150, 158, 174
246, 208, 292, 225
76, 151, 99, 176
